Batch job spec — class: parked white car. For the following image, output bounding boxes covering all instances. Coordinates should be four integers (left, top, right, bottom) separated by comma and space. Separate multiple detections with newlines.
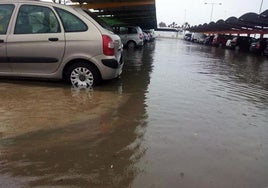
144, 29, 157, 41
112, 25, 144, 48
191, 33, 206, 43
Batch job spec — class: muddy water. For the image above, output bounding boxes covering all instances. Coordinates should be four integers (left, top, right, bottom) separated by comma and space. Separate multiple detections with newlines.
0, 39, 268, 187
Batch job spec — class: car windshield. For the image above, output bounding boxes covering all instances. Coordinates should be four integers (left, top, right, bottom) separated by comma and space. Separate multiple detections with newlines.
82, 9, 113, 32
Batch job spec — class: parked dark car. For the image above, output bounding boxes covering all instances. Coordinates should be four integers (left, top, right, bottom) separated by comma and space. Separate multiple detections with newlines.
184, 33, 192, 41
230, 36, 256, 51
212, 34, 233, 47
263, 44, 268, 56
203, 35, 214, 45
249, 38, 268, 54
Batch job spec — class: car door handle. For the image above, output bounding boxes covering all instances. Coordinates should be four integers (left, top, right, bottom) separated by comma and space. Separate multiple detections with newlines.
0, 40, 4, 43
48, 38, 59, 42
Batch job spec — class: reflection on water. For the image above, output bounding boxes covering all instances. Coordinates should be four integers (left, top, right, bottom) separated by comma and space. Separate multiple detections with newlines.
1, 39, 268, 187
0, 83, 136, 187
0, 83, 125, 138
132, 39, 268, 188
0, 43, 155, 187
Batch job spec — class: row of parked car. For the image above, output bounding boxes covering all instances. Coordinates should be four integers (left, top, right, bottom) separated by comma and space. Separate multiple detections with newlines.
112, 26, 156, 49
184, 33, 268, 55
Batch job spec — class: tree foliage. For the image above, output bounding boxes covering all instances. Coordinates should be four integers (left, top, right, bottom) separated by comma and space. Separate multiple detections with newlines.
159, 22, 167, 27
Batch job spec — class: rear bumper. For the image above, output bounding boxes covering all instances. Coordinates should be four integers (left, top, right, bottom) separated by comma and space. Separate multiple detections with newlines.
97, 56, 123, 80
102, 59, 120, 69
101, 54, 124, 68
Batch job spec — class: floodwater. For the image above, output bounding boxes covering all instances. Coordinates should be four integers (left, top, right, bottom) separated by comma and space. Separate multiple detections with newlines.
0, 38, 268, 188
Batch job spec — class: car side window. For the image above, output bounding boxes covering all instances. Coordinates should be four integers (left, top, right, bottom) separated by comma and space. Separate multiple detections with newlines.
0, 4, 15, 35
54, 7, 87, 32
14, 5, 60, 34
119, 27, 128, 34
128, 27, 137, 34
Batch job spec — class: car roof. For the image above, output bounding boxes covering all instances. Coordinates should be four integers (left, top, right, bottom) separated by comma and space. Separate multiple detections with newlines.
1, 0, 51, 2
0, 0, 74, 9
1, 0, 81, 14
1, 0, 49, 3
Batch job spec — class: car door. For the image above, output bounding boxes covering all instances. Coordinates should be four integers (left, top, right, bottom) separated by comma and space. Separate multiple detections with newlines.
7, 4, 65, 74
0, 4, 14, 72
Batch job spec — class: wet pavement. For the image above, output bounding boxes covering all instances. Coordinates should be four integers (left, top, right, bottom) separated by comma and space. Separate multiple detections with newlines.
0, 38, 268, 188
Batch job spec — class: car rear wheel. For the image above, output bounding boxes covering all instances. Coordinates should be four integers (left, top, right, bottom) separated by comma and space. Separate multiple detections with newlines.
66, 62, 100, 87
127, 41, 136, 49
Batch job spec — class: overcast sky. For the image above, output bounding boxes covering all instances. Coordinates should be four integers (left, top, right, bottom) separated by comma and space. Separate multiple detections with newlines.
156, 0, 268, 26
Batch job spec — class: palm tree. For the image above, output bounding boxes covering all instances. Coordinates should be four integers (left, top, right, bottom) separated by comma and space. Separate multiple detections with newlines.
181, 22, 190, 30
168, 22, 178, 28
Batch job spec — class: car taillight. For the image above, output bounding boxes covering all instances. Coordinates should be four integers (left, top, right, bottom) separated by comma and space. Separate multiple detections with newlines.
139, 33, 143, 40
102, 35, 115, 56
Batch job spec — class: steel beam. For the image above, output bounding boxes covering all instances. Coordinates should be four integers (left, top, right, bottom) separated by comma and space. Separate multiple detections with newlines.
77, 1, 154, 9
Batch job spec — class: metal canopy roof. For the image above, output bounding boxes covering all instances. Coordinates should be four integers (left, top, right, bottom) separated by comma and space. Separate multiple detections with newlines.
71, 0, 157, 29
260, 9, 268, 18
188, 9, 268, 35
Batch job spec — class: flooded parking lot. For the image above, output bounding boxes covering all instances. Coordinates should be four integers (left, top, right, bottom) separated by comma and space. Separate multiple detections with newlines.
0, 38, 268, 188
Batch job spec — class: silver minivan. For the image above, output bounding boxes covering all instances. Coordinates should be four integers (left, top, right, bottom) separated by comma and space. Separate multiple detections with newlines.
0, 0, 123, 87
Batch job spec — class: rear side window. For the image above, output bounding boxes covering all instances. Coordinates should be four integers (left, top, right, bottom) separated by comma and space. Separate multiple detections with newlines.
0, 4, 14, 34
119, 27, 128, 34
83, 9, 112, 32
55, 7, 87, 32
128, 27, 137, 34
14, 5, 60, 34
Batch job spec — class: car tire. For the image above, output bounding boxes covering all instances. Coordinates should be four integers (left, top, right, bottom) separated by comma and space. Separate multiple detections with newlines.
66, 62, 100, 87
127, 41, 136, 49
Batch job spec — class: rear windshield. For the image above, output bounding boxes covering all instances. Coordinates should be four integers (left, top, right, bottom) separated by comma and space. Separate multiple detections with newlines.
83, 9, 113, 32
